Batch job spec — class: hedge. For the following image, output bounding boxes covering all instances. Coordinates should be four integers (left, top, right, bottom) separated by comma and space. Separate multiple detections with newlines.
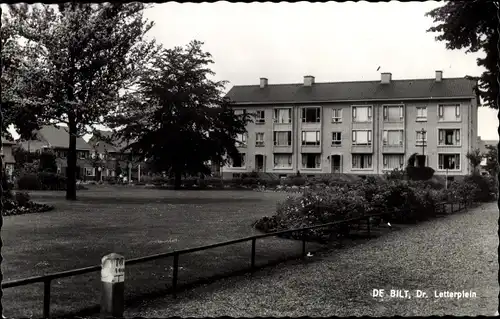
255, 176, 484, 242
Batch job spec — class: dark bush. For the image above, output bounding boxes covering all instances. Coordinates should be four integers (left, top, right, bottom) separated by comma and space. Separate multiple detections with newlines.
406, 166, 435, 181
18, 174, 42, 190
462, 174, 496, 202
15, 192, 31, 206
38, 172, 67, 190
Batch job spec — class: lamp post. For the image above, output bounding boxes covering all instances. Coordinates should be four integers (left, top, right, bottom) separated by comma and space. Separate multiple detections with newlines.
420, 128, 426, 156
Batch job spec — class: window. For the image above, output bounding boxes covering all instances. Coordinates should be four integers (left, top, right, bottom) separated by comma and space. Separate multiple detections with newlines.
352, 130, 372, 145
383, 105, 404, 122
236, 133, 247, 147
382, 130, 404, 146
274, 153, 293, 168
438, 153, 460, 170
416, 131, 427, 145
383, 154, 405, 170
352, 106, 372, 122
416, 107, 427, 121
332, 132, 342, 146
438, 129, 460, 146
255, 132, 265, 146
79, 151, 88, 159
332, 108, 343, 123
301, 107, 321, 123
274, 131, 292, 146
438, 104, 460, 121
255, 110, 265, 124
352, 154, 372, 169
234, 109, 246, 116
302, 131, 321, 146
274, 108, 292, 123
84, 167, 95, 176
302, 153, 321, 169
231, 153, 246, 168
57, 150, 67, 158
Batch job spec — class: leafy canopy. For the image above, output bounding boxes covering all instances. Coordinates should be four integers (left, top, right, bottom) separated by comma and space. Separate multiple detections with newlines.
4, 3, 158, 137
426, 1, 499, 109
108, 40, 252, 180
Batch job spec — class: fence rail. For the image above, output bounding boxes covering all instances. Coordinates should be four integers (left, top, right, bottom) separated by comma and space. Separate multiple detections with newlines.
1, 199, 472, 319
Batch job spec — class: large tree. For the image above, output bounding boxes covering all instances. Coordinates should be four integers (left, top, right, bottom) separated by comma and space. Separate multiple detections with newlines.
5, 3, 157, 200
425, 1, 499, 109
108, 40, 252, 189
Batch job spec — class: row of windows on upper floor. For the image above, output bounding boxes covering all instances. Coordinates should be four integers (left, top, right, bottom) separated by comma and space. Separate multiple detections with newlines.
236, 128, 463, 147
229, 153, 461, 171
234, 104, 462, 124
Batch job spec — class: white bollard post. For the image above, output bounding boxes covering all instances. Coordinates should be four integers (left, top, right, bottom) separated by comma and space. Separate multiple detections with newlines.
101, 253, 125, 318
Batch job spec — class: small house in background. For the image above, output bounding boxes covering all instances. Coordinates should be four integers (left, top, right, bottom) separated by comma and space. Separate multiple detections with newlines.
87, 130, 145, 182
1, 134, 17, 180
18, 125, 93, 180
478, 137, 498, 175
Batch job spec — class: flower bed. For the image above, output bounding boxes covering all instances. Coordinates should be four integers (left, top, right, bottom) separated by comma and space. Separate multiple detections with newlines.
254, 176, 479, 243
2, 191, 55, 216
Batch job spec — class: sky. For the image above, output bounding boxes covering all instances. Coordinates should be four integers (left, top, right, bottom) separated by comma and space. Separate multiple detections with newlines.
6, 1, 499, 141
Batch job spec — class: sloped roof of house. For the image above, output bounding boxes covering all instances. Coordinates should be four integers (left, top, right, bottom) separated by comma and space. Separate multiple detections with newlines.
226, 77, 477, 104
88, 130, 131, 153
19, 125, 91, 150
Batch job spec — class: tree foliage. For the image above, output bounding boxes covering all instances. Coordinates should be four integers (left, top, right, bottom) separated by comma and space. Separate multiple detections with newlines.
108, 40, 252, 189
38, 150, 58, 173
5, 3, 157, 199
484, 144, 499, 176
466, 148, 483, 174
426, 1, 499, 109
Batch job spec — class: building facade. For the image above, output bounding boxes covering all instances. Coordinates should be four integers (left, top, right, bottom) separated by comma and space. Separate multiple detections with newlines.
1, 137, 16, 180
222, 71, 479, 179
87, 130, 146, 182
19, 125, 94, 179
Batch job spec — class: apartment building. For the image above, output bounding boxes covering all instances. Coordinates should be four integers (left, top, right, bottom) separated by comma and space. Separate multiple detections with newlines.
222, 71, 479, 178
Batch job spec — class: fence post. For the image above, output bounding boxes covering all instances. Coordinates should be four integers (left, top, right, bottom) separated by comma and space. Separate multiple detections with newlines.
251, 238, 256, 271
366, 218, 371, 238
43, 280, 51, 319
101, 253, 125, 318
172, 253, 179, 298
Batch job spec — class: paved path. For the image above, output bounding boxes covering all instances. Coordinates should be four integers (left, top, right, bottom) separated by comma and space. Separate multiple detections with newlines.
125, 202, 498, 317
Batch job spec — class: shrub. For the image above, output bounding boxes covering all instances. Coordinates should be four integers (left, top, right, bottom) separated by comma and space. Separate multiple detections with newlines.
18, 174, 42, 190
15, 192, 31, 206
38, 172, 67, 190
385, 168, 406, 180
463, 174, 497, 202
406, 166, 435, 181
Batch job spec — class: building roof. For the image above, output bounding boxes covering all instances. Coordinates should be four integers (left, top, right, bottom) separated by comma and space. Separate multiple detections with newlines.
88, 130, 130, 153
482, 140, 498, 146
20, 125, 91, 150
226, 77, 477, 104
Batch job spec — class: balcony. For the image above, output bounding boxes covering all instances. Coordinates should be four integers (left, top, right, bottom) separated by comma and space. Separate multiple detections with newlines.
301, 145, 321, 153
351, 144, 373, 154
273, 145, 293, 153
382, 144, 405, 154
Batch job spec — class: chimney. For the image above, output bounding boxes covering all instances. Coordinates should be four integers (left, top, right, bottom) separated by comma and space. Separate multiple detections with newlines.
304, 75, 315, 87
259, 77, 268, 88
435, 70, 443, 82
381, 72, 392, 84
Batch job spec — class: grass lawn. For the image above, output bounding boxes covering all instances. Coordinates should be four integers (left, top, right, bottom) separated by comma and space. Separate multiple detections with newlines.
2, 186, 317, 318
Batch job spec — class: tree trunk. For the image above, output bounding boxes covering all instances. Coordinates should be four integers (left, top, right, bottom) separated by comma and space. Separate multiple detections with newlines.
66, 118, 77, 200
174, 170, 182, 190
